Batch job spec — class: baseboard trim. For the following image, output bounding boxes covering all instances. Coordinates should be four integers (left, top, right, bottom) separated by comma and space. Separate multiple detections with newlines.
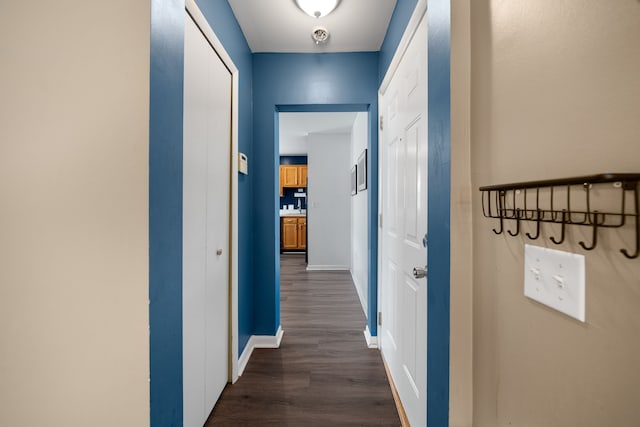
306, 265, 350, 271
238, 326, 284, 377
350, 270, 368, 316
364, 325, 378, 348
382, 354, 410, 427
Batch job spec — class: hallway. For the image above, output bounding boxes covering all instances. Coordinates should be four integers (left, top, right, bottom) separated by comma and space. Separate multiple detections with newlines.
207, 254, 400, 426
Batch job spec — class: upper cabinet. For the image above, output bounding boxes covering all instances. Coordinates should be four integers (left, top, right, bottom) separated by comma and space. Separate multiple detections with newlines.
279, 165, 307, 196
298, 166, 308, 188
281, 165, 299, 187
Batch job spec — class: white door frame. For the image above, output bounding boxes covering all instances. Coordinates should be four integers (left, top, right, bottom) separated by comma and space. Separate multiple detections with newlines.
185, 0, 240, 382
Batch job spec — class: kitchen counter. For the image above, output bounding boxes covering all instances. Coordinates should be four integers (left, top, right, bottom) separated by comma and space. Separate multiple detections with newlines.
280, 210, 306, 217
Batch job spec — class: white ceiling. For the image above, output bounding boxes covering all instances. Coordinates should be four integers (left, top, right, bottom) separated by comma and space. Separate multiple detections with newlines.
279, 112, 358, 155
228, 0, 397, 53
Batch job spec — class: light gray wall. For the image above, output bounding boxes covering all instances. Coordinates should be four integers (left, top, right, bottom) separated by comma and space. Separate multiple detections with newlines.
307, 133, 351, 269
350, 112, 369, 314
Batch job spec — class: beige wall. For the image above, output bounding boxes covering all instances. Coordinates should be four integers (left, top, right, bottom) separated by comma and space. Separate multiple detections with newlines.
450, 0, 473, 426
467, 1, 640, 426
0, 2, 150, 426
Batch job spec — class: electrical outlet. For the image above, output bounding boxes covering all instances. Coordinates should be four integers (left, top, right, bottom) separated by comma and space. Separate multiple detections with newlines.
524, 244, 585, 322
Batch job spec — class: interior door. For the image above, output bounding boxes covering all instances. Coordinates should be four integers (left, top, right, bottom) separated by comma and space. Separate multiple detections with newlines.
183, 11, 232, 427
379, 14, 428, 427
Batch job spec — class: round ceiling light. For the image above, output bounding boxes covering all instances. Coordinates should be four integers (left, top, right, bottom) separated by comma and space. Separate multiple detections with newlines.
295, 0, 340, 18
311, 26, 330, 45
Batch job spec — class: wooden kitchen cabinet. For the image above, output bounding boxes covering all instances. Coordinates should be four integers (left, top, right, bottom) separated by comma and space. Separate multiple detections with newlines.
282, 217, 298, 249
281, 216, 306, 251
281, 165, 299, 187
298, 166, 308, 187
279, 165, 308, 196
297, 217, 306, 249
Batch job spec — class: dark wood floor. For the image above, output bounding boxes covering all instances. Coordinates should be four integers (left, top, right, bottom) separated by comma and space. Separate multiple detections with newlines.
206, 253, 400, 426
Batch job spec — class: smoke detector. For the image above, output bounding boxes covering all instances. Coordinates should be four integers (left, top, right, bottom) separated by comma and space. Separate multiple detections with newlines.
311, 26, 329, 45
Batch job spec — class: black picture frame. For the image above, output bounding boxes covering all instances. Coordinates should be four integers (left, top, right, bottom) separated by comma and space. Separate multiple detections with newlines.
357, 148, 367, 191
351, 165, 357, 196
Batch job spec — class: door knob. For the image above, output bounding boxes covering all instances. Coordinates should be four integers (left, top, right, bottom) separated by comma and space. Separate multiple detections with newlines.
216, 249, 223, 256
413, 266, 427, 279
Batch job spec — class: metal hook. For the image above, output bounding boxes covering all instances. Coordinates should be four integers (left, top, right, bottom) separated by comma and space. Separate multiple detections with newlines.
550, 210, 567, 245
585, 183, 594, 225
509, 190, 518, 218
492, 191, 504, 234
579, 211, 601, 251
508, 208, 521, 237
526, 209, 542, 240
493, 216, 504, 235
549, 186, 559, 221
620, 184, 639, 259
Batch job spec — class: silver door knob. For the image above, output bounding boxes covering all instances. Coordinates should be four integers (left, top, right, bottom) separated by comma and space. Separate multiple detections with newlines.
413, 266, 427, 279
216, 249, 223, 256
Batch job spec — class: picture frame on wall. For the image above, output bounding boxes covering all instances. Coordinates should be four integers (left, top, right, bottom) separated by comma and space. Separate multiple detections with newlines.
351, 165, 357, 196
357, 148, 367, 191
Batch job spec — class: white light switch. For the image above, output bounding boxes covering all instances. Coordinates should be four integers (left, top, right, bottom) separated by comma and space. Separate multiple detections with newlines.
524, 244, 585, 322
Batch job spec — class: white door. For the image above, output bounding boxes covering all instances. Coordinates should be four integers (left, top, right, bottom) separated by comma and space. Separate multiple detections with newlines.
379, 14, 428, 427
183, 11, 232, 427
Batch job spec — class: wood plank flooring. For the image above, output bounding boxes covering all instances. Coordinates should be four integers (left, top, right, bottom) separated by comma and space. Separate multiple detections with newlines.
206, 253, 401, 426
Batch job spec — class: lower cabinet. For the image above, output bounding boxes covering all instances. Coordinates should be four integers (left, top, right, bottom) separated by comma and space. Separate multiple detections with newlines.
298, 218, 306, 250
281, 216, 306, 251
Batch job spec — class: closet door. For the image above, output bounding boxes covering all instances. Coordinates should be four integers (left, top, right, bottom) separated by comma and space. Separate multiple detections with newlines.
183, 11, 232, 427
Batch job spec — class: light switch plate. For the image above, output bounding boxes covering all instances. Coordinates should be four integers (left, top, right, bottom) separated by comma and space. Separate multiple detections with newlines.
238, 152, 248, 175
524, 244, 585, 322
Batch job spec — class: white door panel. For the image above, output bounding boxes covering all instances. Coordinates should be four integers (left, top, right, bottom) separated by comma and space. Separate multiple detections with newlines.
379, 14, 428, 427
183, 12, 231, 427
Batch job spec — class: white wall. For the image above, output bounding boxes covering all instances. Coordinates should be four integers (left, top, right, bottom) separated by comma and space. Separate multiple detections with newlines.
350, 112, 369, 315
0, 2, 150, 426
307, 133, 351, 269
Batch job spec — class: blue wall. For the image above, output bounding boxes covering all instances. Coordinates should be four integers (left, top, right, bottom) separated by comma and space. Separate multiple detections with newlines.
149, 0, 253, 424
252, 53, 379, 336
149, 1, 185, 425
280, 155, 307, 165
426, 0, 451, 425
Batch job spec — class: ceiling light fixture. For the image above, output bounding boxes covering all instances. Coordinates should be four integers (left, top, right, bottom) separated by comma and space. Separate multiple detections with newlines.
311, 26, 329, 45
294, 0, 340, 18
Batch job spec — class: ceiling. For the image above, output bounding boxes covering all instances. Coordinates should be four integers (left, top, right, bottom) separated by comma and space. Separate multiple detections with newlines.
228, 0, 397, 53
279, 112, 358, 155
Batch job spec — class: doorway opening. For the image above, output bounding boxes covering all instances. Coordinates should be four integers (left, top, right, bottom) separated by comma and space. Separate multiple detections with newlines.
277, 110, 369, 317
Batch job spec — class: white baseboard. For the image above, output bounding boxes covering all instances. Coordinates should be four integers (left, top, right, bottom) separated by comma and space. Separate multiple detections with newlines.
364, 325, 378, 349
238, 326, 284, 377
350, 270, 368, 317
306, 265, 350, 271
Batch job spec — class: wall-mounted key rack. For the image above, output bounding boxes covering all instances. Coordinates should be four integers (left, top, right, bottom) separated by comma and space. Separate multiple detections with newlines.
479, 173, 640, 259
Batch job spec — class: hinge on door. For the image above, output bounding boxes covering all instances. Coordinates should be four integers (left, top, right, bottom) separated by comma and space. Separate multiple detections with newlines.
379, 115, 384, 131
379, 214, 383, 228
378, 312, 382, 326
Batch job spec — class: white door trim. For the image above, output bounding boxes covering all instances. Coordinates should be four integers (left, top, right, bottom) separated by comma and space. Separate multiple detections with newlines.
185, 0, 240, 383
379, 0, 428, 94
